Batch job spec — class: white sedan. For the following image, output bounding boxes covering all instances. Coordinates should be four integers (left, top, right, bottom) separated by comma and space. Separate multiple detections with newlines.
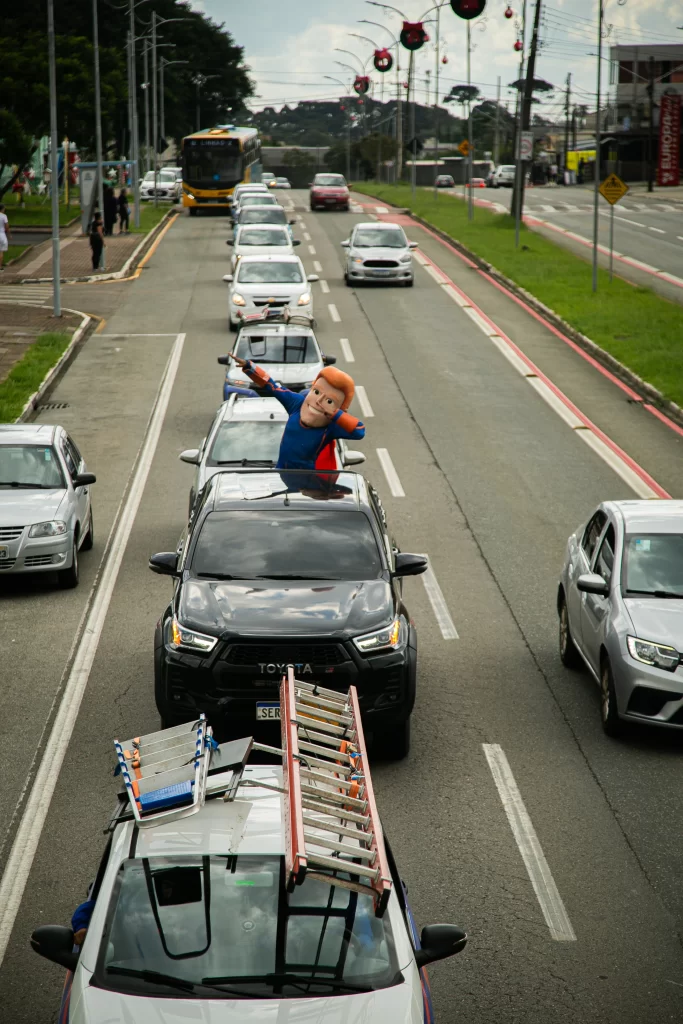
224, 255, 318, 330
139, 170, 180, 202
228, 224, 301, 270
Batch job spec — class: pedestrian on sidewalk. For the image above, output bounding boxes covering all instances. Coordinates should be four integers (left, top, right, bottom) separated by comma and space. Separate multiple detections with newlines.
103, 185, 117, 236
117, 188, 130, 233
89, 212, 105, 271
0, 204, 11, 271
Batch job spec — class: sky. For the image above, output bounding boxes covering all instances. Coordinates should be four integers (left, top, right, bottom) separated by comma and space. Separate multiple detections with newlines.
190, 0, 680, 121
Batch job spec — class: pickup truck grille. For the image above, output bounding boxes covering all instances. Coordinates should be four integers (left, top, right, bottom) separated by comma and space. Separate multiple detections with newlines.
224, 643, 346, 667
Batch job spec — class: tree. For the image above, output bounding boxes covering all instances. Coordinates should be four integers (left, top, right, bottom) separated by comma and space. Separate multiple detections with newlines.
359, 133, 399, 166
444, 85, 481, 121
0, 109, 35, 198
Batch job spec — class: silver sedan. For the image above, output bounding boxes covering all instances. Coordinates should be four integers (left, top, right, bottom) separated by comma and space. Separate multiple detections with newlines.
558, 499, 683, 736
341, 222, 417, 287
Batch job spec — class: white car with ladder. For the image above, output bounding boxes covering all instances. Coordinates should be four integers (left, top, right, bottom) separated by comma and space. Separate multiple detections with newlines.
31, 673, 467, 1022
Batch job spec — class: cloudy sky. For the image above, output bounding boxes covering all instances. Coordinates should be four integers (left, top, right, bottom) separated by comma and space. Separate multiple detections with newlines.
191, 0, 679, 119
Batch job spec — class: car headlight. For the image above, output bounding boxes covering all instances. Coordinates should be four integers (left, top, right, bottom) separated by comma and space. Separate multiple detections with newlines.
171, 617, 217, 653
352, 257, 364, 264
399, 253, 412, 262
29, 520, 67, 538
627, 635, 679, 671
297, 292, 311, 305
232, 293, 246, 306
353, 619, 406, 654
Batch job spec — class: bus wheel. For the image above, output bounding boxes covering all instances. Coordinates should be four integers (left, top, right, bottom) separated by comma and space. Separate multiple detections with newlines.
189, 207, 198, 217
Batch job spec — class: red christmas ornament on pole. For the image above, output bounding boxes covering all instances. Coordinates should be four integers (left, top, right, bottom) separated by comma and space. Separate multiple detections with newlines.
353, 75, 370, 95
400, 21, 429, 50
504, 5, 514, 17
403, 81, 409, 89
514, 38, 523, 51
373, 47, 393, 72
442, 55, 449, 64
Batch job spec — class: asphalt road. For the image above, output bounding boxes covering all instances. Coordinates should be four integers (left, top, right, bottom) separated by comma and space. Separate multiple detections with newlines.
1, 188, 683, 1022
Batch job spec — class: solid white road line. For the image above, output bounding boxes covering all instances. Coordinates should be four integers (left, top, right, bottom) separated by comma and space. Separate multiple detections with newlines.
483, 744, 576, 942
313, 261, 323, 272
320, 280, 330, 294
340, 337, 355, 363
576, 429, 659, 499
308, 245, 317, 255
0, 332, 186, 967
327, 303, 341, 322
355, 385, 374, 417
418, 555, 459, 640
376, 447, 405, 497
304, 232, 311, 241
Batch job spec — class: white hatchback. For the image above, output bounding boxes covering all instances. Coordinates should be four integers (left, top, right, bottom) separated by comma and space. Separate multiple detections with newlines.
228, 224, 300, 270
224, 255, 318, 329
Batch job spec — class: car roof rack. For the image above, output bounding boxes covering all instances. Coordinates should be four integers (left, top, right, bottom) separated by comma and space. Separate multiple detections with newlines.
236, 308, 317, 331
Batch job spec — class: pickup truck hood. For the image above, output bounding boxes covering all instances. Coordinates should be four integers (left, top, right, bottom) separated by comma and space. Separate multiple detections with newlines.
0, 488, 66, 526
624, 597, 683, 650
179, 578, 393, 637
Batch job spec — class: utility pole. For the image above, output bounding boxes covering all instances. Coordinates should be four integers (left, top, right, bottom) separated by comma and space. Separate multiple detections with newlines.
493, 75, 501, 167
143, 40, 150, 175
160, 58, 166, 144
571, 105, 577, 151
129, 0, 140, 227
515, 0, 542, 219
396, 54, 403, 180
92, 0, 105, 268
564, 71, 571, 183
409, 50, 416, 196
512, 0, 527, 239
467, 21, 473, 220
591, 0, 604, 292
433, 3, 441, 197
647, 56, 655, 193
152, 10, 159, 209
47, 0, 61, 315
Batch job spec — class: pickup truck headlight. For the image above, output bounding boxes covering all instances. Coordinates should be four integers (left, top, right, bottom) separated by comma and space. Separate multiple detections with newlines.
353, 619, 406, 654
29, 520, 67, 538
627, 635, 679, 671
297, 292, 311, 305
171, 617, 217, 653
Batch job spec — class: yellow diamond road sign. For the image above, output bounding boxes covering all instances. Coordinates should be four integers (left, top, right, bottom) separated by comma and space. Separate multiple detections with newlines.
458, 139, 470, 157
599, 173, 629, 205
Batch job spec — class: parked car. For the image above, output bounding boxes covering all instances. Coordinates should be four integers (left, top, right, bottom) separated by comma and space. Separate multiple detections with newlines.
274, 176, 291, 189
139, 170, 180, 202
341, 222, 417, 287
224, 255, 318, 329
558, 499, 683, 736
0, 424, 96, 587
228, 224, 300, 269
435, 174, 455, 188
310, 173, 350, 211
491, 164, 516, 187
150, 469, 428, 757
180, 392, 365, 513
466, 177, 487, 188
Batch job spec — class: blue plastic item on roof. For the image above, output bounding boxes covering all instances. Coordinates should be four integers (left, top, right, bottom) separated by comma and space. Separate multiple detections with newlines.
139, 780, 194, 813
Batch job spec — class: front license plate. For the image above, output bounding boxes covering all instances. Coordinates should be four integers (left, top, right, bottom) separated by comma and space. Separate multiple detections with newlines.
372, 269, 391, 276
0, 546, 7, 559
256, 702, 281, 721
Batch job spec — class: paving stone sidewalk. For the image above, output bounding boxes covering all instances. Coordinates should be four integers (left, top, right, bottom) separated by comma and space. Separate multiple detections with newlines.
2, 229, 144, 284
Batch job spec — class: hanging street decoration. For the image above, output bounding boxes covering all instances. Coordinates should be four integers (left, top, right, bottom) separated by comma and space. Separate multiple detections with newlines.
450, 0, 487, 19
504, 5, 514, 17
373, 48, 393, 72
400, 21, 429, 50
353, 75, 370, 95
442, 55, 449, 64
514, 38, 523, 51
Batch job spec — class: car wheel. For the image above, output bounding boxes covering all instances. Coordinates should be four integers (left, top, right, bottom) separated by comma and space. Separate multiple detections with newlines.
600, 657, 623, 737
57, 533, 79, 589
374, 717, 411, 760
229, 319, 238, 332
309, 205, 315, 211
558, 592, 580, 668
81, 507, 94, 551
189, 207, 197, 217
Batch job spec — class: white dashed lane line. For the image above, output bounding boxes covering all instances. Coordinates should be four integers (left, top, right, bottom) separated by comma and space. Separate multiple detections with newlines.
327, 303, 341, 322
417, 555, 459, 640
340, 337, 355, 363
308, 245, 317, 255
355, 385, 374, 417
303, 232, 311, 241
313, 261, 322, 272
483, 744, 576, 942
320, 280, 330, 294
376, 448, 405, 497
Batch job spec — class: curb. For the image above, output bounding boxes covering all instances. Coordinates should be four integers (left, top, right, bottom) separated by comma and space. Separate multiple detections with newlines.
16, 309, 95, 422
19, 209, 177, 285
353, 190, 683, 431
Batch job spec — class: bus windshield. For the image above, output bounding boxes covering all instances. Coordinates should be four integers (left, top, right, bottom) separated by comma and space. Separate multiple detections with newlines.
183, 138, 241, 189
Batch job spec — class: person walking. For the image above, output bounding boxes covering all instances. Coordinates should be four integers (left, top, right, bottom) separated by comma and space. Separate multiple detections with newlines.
117, 187, 130, 234
88, 212, 105, 271
0, 204, 11, 272
103, 185, 117, 236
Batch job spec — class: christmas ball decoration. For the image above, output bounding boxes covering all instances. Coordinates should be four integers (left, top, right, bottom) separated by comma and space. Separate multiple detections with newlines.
514, 38, 523, 51
504, 5, 513, 17
374, 47, 393, 72
353, 75, 370, 95
400, 21, 429, 50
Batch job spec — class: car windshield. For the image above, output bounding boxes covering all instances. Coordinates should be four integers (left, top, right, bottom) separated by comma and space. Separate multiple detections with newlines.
237, 228, 289, 247
623, 534, 683, 597
240, 195, 277, 207
236, 262, 304, 284
314, 175, 346, 187
96, 855, 399, 999
240, 208, 288, 226
235, 333, 318, 363
353, 228, 406, 248
192, 510, 383, 580
0, 445, 65, 488
207, 421, 283, 465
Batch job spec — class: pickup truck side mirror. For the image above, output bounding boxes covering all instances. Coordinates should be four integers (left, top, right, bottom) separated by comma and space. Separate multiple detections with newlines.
30, 926, 79, 973
323, 354, 337, 365
149, 552, 180, 577
73, 472, 96, 487
414, 925, 467, 969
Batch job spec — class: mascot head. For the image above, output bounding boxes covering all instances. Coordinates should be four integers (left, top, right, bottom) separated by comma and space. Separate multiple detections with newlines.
300, 367, 355, 428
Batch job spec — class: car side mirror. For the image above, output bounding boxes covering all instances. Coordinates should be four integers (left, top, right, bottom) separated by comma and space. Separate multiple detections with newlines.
149, 552, 180, 577
408, 241, 419, 249
307, 274, 319, 282
577, 572, 609, 597
414, 924, 467, 969
223, 274, 233, 282
30, 925, 79, 973
323, 354, 337, 365
73, 472, 96, 487
393, 553, 428, 578
217, 355, 230, 365
227, 239, 234, 246
293, 239, 301, 246
179, 449, 200, 465
343, 449, 366, 466
340, 240, 350, 248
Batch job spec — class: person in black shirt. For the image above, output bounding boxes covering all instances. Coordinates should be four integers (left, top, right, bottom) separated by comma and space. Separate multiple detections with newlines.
117, 188, 130, 234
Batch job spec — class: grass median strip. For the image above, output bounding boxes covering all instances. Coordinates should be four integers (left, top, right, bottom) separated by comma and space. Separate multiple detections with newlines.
354, 183, 683, 408
0, 332, 72, 421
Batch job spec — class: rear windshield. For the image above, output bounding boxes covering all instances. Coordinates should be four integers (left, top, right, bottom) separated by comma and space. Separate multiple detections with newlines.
313, 175, 346, 186
623, 533, 683, 597
239, 208, 287, 225
353, 227, 406, 248
235, 333, 318, 363
236, 262, 304, 284
239, 195, 277, 207
192, 510, 383, 580
207, 421, 282, 465
237, 228, 289, 247
0, 445, 65, 489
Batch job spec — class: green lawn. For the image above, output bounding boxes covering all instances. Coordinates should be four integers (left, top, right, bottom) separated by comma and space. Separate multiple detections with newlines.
354, 183, 683, 408
0, 332, 72, 422
130, 203, 174, 233
2, 197, 75, 227
5, 244, 31, 265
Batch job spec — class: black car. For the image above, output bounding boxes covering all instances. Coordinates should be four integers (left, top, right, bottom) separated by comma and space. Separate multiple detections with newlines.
149, 470, 427, 758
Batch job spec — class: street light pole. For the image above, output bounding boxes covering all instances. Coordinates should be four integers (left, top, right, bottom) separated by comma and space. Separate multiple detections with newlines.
591, 0, 603, 293
143, 40, 150, 174
467, 21, 474, 220
409, 50, 416, 196
152, 10, 159, 209
47, 0, 61, 315
92, 0, 105, 268
129, 0, 140, 227
432, 3, 440, 197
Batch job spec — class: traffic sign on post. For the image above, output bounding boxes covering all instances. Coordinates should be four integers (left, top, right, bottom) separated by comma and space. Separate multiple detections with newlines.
599, 172, 629, 205
458, 139, 470, 157
519, 131, 533, 161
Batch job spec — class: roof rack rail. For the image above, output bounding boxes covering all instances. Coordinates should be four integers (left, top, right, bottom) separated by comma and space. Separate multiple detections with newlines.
236, 308, 317, 330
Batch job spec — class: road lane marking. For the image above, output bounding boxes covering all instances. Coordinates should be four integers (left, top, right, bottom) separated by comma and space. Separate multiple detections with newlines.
320, 280, 330, 294
375, 206, 389, 213
649, 226, 665, 234
615, 216, 645, 227
299, 220, 307, 230
327, 303, 341, 322
0, 332, 186, 967
574, 429, 659, 498
418, 555, 459, 640
483, 744, 576, 942
308, 245, 317, 255
340, 337, 355, 362
313, 261, 323, 272
376, 448, 405, 497
303, 232, 311, 241
356, 385, 374, 417
526, 377, 585, 429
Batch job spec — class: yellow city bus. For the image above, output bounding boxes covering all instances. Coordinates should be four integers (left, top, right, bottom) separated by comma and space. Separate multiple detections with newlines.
181, 125, 261, 215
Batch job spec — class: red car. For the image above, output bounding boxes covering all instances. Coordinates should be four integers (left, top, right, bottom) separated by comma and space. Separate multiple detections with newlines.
466, 177, 487, 188
310, 173, 350, 211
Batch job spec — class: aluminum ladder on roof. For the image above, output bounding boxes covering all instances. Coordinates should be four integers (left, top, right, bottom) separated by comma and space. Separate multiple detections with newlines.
114, 715, 214, 826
